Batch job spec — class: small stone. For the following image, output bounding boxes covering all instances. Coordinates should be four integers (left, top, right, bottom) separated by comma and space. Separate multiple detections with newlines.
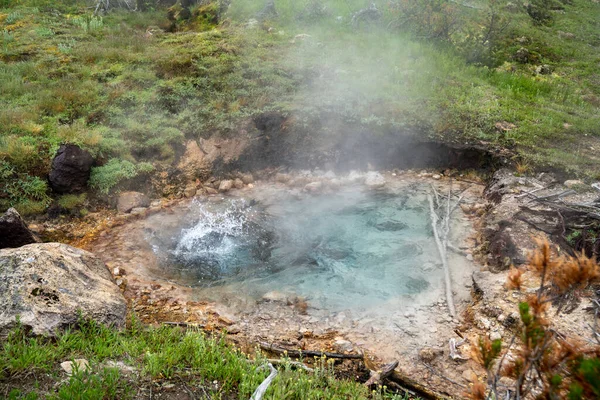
303, 181, 323, 193
219, 180, 233, 192
466, 254, 474, 261
462, 369, 477, 382
432, 174, 441, 180
61, 359, 90, 376
419, 347, 441, 363
162, 383, 175, 390
477, 317, 492, 330
113, 267, 120, 276
130, 207, 147, 216
564, 180, 584, 189
247, 183, 254, 189
333, 339, 353, 353
233, 178, 244, 189
227, 325, 241, 334
240, 173, 254, 184
262, 291, 288, 303
183, 185, 197, 198
275, 173, 290, 184
205, 187, 218, 195
364, 171, 386, 188
490, 331, 502, 341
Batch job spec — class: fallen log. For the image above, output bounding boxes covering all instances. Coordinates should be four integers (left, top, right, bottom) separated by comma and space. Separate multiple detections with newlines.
258, 341, 363, 360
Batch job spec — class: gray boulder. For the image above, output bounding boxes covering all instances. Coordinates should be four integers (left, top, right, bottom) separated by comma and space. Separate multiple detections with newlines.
117, 191, 150, 213
0, 243, 126, 337
49, 144, 94, 194
0, 208, 40, 250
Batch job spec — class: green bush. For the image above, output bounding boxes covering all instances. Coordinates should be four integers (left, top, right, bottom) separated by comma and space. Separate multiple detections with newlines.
57, 193, 87, 210
89, 159, 153, 194
0, 161, 51, 214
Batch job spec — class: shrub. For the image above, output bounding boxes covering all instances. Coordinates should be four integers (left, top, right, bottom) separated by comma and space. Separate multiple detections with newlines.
0, 161, 51, 214
89, 158, 153, 194
471, 241, 600, 399
57, 193, 87, 210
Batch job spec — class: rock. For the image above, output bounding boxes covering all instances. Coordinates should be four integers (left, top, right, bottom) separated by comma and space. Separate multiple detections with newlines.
239, 173, 254, 184
535, 64, 552, 75
514, 47, 530, 63
183, 185, 197, 198
364, 171, 385, 188
0, 208, 40, 250
61, 359, 90, 376
484, 169, 520, 203
0, 243, 127, 337
275, 173, 290, 184
130, 207, 147, 216
117, 192, 150, 213
419, 347, 442, 362
205, 187, 218, 195
486, 221, 522, 270
233, 178, 244, 189
333, 339, 353, 353
48, 144, 94, 194
262, 291, 288, 303
177, 140, 211, 181
432, 174, 442, 180
477, 317, 492, 330
490, 331, 502, 341
564, 179, 584, 189
303, 181, 323, 193
557, 31, 576, 40
219, 180, 233, 192
462, 369, 478, 382
466, 254, 474, 261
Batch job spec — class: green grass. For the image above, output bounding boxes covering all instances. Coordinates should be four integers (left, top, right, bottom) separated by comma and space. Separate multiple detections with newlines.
0, 318, 410, 399
0, 0, 599, 214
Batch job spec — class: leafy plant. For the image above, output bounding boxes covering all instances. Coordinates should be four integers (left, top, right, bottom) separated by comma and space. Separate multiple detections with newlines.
89, 159, 153, 194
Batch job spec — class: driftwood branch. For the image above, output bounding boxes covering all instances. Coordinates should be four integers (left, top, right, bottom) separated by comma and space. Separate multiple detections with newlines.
258, 342, 363, 360
449, 338, 467, 360
250, 363, 277, 400
428, 193, 457, 318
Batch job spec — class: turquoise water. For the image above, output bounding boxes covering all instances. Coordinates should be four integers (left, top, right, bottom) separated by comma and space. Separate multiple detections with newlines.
147, 184, 442, 311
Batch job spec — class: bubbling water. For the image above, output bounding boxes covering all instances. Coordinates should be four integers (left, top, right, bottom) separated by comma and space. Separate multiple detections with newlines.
147, 183, 445, 311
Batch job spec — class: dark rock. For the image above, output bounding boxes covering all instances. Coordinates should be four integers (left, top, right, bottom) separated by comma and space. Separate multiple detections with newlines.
484, 169, 520, 203
486, 221, 522, 271
514, 47, 531, 64
0, 243, 126, 337
48, 145, 94, 194
0, 208, 40, 249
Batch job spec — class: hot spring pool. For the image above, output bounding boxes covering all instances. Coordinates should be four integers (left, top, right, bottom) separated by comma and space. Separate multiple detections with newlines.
144, 182, 451, 312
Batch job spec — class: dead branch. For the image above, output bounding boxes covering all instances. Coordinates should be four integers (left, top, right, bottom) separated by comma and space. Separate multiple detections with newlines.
428, 193, 457, 318
449, 338, 467, 360
258, 342, 363, 360
365, 360, 399, 386
528, 189, 576, 203
448, 243, 468, 256
516, 186, 547, 199
250, 363, 277, 400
